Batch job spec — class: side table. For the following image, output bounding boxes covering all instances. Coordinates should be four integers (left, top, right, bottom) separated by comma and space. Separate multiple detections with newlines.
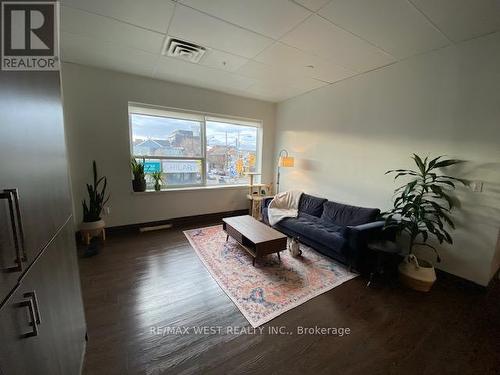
366, 240, 403, 287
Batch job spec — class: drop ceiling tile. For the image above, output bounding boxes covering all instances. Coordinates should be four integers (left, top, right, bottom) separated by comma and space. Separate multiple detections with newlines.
154, 56, 256, 93
61, 32, 158, 77
200, 49, 248, 72
61, 32, 108, 66
180, 0, 311, 39
104, 46, 159, 78
245, 82, 318, 102
319, 0, 450, 58
411, 0, 500, 42
292, 0, 332, 12
236, 61, 326, 91
61, 6, 164, 54
255, 42, 356, 83
169, 5, 274, 58
61, 0, 175, 33
280, 15, 395, 72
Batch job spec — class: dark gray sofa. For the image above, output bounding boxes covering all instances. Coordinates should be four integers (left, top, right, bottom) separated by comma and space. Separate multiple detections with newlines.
261, 193, 385, 271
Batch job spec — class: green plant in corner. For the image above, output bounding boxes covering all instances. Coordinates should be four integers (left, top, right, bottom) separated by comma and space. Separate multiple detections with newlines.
383, 154, 467, 262
150, 171, 163, 191
82, 161, 110, 222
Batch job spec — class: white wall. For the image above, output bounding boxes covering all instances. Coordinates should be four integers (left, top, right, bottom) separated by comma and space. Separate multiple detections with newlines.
275, 32, 500, 286
61, 63, 276, 227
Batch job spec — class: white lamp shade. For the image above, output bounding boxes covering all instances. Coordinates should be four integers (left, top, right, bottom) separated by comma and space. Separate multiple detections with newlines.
278, 156, 294, 167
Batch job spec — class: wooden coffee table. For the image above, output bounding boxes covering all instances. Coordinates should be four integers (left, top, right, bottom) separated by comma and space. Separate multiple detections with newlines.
222, 215, 287, 266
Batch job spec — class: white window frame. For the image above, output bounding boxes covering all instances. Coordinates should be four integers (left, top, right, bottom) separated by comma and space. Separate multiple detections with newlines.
128, 102, 263, 190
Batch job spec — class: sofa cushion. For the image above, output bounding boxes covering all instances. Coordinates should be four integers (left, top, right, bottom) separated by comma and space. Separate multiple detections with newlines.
321, 201, 380, 226
277, 212, 347, 251
298, 193, 328, 217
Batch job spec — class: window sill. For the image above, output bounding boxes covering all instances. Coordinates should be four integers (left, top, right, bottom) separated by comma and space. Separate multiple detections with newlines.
131, 184, 250, 194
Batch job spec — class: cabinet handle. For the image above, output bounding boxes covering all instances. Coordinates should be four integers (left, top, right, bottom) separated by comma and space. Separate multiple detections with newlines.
24, 291, 41, 325
4, 189, 27, 262
17, 299, 38, 338
0, 190, 23, 273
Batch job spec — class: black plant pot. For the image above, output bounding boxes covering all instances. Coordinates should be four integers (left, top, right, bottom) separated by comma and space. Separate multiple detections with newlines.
132, 177, 146, 192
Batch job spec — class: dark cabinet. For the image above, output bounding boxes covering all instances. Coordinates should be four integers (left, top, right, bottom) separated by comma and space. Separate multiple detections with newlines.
0, 219, 86, 375
0, 67, 86, 373
0, 71, 72, 297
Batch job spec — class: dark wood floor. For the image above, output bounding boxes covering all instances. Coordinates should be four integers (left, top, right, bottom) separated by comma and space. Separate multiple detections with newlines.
78, 221, 500, 375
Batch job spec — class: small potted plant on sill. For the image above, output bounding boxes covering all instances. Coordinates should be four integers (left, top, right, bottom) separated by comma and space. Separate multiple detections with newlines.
131, 157, 146, 192
383, 154, 466, 292
80, 161, 110, 248
150, 171, 163, 191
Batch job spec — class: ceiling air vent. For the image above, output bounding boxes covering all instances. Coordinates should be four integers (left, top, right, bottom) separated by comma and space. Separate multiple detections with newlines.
163, 37, 206, 63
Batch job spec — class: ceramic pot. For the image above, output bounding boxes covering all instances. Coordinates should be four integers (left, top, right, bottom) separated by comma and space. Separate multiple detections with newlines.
398, 254, 436, 292
132, 177, 146, 192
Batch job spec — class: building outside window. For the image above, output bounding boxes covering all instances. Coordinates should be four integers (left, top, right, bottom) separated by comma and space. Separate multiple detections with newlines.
129, 104, 261, 190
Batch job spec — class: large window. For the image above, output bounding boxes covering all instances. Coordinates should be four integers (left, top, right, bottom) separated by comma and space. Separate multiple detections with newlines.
129, 104, 261, 190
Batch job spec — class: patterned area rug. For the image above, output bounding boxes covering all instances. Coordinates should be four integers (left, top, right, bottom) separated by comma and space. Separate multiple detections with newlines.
184, 225, 357, 327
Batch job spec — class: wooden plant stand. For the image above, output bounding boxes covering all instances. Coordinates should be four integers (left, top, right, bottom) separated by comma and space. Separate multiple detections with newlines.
80, 227, 106, 245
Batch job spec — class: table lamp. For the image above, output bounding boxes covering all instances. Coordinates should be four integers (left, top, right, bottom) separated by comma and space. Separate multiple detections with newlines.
276, 149, 294, 194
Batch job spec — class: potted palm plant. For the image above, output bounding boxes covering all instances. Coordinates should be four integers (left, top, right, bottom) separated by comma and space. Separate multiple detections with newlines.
150, 171, 163, 191
131, 157, 146, 192
81, 161, 109, 244
383, 154, 466, 292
